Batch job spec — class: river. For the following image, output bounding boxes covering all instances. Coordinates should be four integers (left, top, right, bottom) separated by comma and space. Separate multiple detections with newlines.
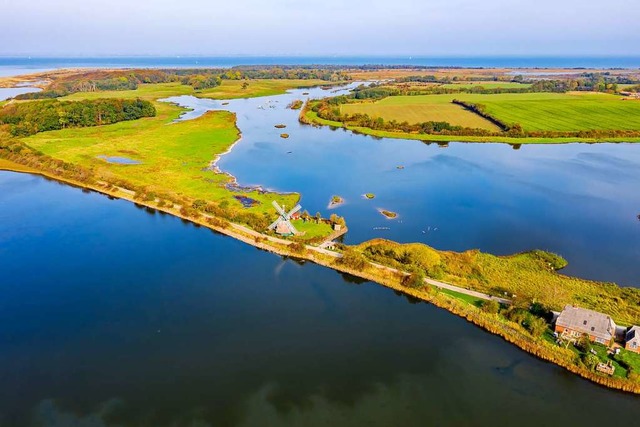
1, 171, 639, 426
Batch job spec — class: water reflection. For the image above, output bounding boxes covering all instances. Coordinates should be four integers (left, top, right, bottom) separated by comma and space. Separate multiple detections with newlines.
1, 172, 640, 427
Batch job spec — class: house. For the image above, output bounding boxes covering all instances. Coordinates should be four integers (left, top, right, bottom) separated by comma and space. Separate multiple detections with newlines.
625, 326, 640, 353
554, 305, 617, 346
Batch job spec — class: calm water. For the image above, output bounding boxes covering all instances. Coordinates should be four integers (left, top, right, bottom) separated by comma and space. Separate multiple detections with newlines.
1, 171, 639, 427
164, 85, 640, 287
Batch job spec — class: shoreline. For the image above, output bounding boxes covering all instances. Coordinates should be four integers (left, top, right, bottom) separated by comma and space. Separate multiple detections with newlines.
2, 157, 639, 395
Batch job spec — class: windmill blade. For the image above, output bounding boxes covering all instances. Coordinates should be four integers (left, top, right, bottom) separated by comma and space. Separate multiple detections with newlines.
272, 200, 286, 217
268, 218, 281, 230
285, 220, 298, 235
287, 204, 302, 218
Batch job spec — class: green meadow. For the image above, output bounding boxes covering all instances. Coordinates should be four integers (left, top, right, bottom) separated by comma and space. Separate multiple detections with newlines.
61, 79, 331, 102
440, 81, 532, 89
25, 101, 297, 215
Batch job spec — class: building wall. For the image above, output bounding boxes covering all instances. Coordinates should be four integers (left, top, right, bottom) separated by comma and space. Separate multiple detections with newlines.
555, 325, 606, 345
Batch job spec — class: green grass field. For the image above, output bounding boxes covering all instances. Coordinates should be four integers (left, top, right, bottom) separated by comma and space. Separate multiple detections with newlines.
438, 288, 484, 307
342, 92, 640, 132
61, 79, 331, 102
440, 81, 532, 89
292, 219, 334, 240
24, 101, 297, 215
340, 97, 501, 131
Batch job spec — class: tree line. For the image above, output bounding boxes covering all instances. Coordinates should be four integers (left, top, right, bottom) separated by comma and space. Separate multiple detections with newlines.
0, 98, 156, 136
14, 67, 352, 100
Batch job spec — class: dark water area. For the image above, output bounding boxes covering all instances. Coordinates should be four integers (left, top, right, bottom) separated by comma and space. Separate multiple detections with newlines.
2, 56, 640, 75
163, 85, 640, 287
1, 171, 639, 426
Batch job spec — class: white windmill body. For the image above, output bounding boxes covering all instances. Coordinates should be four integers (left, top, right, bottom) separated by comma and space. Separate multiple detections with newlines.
268, 201, 302, 236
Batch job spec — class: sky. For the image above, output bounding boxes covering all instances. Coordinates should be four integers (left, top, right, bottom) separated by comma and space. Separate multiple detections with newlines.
1, 0, 639, 57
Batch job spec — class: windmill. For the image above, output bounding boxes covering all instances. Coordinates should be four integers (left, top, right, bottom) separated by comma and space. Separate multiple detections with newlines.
268, 201, 302, 236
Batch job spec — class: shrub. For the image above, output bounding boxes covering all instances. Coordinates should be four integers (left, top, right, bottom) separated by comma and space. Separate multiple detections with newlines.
582, 353, 600, 371
338, 249, 368, 270
402, 271, 426, 289
481, 299, 500, 314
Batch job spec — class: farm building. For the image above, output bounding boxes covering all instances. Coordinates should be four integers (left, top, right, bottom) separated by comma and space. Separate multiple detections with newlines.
625, 326, 640, 353
554, 305, 617, 346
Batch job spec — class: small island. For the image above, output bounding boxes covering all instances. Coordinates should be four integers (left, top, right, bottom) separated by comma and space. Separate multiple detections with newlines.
364, 193, 375, 199
280, 133, 290, 139
287, 100, 303, 110
328, 195, 344, 208
378, 209, 398, 219
275, 124, 287, 129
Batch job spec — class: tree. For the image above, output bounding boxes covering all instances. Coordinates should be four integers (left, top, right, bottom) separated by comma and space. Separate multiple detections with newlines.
582, 353, 599, 371
315, 212, 322, 223
524, 316, 548, 337
402, 270, 426, 289
242, 81, 249, 90
577, 334, 592, 353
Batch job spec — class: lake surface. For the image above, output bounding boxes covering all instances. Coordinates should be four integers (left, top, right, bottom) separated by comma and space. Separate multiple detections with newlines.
1, 171, 639, 427
164, 85, 640, 287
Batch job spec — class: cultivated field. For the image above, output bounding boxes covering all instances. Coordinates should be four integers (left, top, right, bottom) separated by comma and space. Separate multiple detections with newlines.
340, 97, 501, 130
342, 92, 640, 132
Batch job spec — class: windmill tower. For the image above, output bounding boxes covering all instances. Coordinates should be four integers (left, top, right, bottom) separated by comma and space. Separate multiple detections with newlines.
268, 201, 302, 236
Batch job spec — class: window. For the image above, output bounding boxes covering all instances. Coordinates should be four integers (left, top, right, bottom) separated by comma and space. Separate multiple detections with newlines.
583, 320, 588, 325
591, 327, 595, 332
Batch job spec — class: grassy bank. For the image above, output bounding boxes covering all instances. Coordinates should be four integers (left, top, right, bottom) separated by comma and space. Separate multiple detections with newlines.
355, 239, 640, 325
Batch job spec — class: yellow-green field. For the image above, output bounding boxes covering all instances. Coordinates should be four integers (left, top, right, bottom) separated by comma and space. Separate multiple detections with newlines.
24, 100, 297, 215
341, 92, 640, 132
61, 79, 331, 102
291, 219, 334, 240
340, 97, 501, 131
440, 81, 532, 89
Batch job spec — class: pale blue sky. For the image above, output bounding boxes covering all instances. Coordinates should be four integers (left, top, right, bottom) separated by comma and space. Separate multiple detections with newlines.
1, 0, 639, 56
